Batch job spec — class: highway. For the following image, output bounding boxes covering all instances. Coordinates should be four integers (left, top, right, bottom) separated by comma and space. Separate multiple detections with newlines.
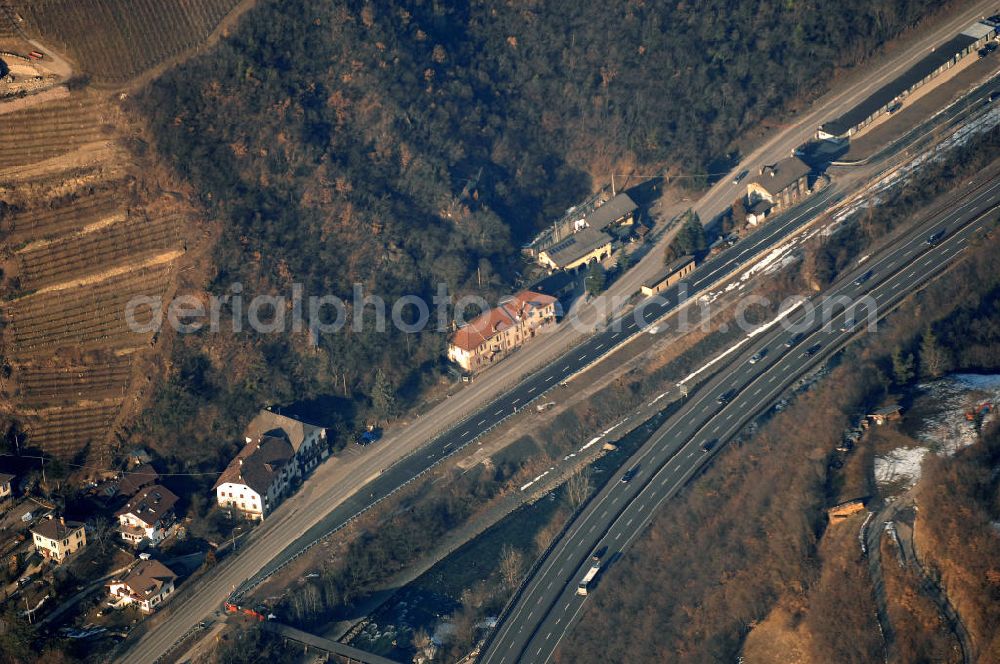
478, 178, 1000, 664
118, 4, 1000, 661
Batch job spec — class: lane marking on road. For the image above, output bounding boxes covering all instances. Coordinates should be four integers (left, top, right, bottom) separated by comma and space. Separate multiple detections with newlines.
596, 343, 604, 350
578, 355, 588, 362
546, 376, 554, 382
462, 431, 469, 436
478, 419, 486, 426
495, 409, 504, 416
615, 532, 622, 540
528, 387, 536, 394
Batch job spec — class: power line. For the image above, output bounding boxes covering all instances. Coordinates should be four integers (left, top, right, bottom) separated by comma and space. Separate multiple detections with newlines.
0, 453, 224, 477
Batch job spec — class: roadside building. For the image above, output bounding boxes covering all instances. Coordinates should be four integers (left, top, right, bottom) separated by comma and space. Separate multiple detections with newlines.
537, 226, 613, 271
447, 290, 558, 373
527, 191, 638, 262
108, 559, 177, 613
31, 516, 86, 562
746, 157, 811, 214
745, 200, 774, 227
817, 19, 999, 140
214, 434, 296, 519
575, 192, 638, 233
116, 484, 179, 547
214, 409, 330, 520
243, 408, 329, 473
868, 404, 902, 426
640, 255, 696, 296
529, 271, 577, 300
0, 472, 14, 502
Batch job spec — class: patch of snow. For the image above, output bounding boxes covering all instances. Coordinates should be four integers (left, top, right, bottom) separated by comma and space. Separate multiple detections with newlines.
874, 446, 929, 487
875, 373, 1000, 491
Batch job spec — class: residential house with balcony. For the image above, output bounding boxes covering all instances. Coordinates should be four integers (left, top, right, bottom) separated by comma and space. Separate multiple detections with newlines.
108, 559, 177, 613
116, 484, 179, 547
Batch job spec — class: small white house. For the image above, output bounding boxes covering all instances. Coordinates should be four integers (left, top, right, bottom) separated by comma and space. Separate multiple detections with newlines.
108, 559, 177, 613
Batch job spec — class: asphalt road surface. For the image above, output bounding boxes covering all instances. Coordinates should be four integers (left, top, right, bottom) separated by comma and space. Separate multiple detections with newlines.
478, 179, 1000, 664
118, 4, 998, 661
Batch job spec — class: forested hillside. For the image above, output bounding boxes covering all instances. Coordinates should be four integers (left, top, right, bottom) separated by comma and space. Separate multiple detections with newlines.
135, 0, 950, 461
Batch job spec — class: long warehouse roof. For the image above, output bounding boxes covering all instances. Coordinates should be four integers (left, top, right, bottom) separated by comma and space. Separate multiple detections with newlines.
819, 32, 978, 137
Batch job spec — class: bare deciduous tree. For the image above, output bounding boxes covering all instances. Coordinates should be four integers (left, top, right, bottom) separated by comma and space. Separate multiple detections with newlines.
87, 515, 113, 553
499, 544, 524, 590
565, 468, 592, 510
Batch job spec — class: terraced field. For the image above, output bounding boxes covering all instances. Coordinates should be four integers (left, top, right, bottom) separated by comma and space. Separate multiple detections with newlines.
17, 358, 132, 407
0, 93, 110, 169
0, 0, 214, 462
25, 401, 121, 459
16, 0, 242, 82
16, 211, 183, 290
0, 184, 125, 242
5, 262, 172, 356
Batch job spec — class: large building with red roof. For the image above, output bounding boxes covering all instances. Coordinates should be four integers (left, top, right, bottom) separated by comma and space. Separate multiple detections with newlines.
447, 290, 558, 373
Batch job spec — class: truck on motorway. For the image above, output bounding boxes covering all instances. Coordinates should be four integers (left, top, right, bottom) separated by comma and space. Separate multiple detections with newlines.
577, 561, 601, 596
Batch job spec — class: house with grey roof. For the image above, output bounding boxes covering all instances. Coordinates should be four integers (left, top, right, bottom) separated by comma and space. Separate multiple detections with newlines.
746, 157, 811, 215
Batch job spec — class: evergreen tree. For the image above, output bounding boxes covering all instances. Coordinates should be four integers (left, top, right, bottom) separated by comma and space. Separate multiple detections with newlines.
919, 326, 951, 379
891, 347, 915, 385
371, 368, 397, 422
665, 210, 707, 263
585, 262, 606, 295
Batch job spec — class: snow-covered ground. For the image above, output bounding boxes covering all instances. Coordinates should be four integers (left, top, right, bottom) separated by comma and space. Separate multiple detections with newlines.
874, 373, 1000, 489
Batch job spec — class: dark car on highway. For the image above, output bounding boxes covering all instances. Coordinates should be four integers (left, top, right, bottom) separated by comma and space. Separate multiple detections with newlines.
785, 332, 804, 347
926, 228, 946, 245
621, 467, 639, 483
700, 438, 718, 452
804, 343, 822, 356
854, 269, 874, 286
716, 389, 737, 405
732, 169, 749, 185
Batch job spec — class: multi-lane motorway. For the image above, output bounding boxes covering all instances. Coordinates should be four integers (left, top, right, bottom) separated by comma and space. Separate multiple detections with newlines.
120, 4, 1000, 661
478, 178, 1000, 664
232, 187, 843, 594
